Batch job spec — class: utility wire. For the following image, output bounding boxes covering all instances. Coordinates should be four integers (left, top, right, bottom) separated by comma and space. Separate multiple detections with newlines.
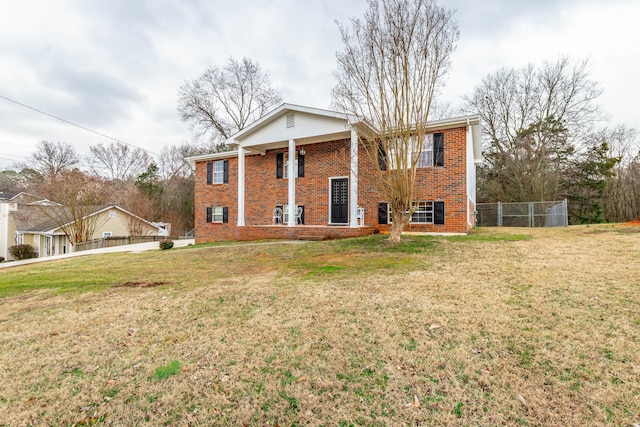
0, 152, 27, 159
0, 94, 159, 156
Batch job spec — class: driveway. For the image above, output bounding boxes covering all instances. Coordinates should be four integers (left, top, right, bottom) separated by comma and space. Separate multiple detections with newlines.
0, 239, 195, 269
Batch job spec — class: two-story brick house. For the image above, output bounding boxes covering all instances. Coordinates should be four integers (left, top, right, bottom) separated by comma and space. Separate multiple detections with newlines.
189, 103, 482, 243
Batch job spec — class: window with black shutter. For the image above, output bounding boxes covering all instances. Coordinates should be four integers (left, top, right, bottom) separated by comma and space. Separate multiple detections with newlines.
377, 144, 387, 171
206, 161, 213, 185
223, 160, 229, 183
276, 153, 283, 179
434, 201, 445, 224
297, 151, 305, 177
378, 202, 388, 224
207, 206, 229, 223
434, 133, 444, 167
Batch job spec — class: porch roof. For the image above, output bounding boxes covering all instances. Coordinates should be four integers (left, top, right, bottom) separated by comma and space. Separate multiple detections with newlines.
224, 103, 363, 154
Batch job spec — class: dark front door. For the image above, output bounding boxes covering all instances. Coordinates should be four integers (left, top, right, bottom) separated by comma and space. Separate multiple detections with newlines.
331, 178, 349, 224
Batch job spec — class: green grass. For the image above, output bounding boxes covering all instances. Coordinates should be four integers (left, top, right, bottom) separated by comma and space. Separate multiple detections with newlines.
1, 225, 639, 426
155, 360, 181, 380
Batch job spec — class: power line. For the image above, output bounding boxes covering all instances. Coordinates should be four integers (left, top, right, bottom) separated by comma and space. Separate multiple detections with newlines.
0, 140, 37, 149
0, 94, 159, 156
0, 152, 27, 160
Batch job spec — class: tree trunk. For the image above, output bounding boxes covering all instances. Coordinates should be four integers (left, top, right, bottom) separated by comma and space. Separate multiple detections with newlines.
389, 208, 406, 243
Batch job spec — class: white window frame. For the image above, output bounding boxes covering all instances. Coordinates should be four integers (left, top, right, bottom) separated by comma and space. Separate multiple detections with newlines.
283, 152, 298, 179
387, 201, 435, 224
103, 232, 112, 238
415, 134, 434, 168
410, 201, 434, 223
212, 206, 224, 223
213, 160, 225, 184
387, 134, 434, 170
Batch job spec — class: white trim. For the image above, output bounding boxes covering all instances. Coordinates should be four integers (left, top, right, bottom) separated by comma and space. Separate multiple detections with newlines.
225, 103, 358, 146
328, 176, 350, 225
349, 128, 358, 227
237, 146, 245, 226
287, 139, 296, 226
186, 151, 238, 163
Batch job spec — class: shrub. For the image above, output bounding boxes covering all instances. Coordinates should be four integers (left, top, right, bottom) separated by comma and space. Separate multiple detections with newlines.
159, 239, 174, 250
0, 256, 4, 263
9, 244, 37, 260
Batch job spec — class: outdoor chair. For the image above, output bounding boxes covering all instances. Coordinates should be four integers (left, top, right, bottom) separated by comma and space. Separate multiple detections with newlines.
272, 207, 283, 224
356, 207, 365, 226
296, 206, 304, 224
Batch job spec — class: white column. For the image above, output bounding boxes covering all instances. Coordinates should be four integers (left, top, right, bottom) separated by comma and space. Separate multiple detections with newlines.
287, 139, 296, 226
237, 146, 245, 226
349, 128, 359, 227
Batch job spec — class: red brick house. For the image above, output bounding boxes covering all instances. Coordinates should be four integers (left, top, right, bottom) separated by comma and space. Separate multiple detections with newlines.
189, 104, 482, 243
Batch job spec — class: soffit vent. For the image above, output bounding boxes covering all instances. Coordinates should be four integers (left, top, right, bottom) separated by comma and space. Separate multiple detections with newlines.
286, 113, 295, 128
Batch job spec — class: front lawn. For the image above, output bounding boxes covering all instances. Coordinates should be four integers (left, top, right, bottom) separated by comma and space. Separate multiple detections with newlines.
0, 226, 638, 425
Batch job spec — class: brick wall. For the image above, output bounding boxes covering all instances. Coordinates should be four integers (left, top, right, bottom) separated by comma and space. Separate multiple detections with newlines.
193, 126, 472, 242
244, 140, 351, 226
193, 159, 237, 243
357, 126, 470, 234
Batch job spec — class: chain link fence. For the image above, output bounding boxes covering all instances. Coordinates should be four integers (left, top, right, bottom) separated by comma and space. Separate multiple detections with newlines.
476, 200, 568, 227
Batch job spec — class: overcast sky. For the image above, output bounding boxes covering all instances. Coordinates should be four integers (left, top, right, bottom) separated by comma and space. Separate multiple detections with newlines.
1, 0, 638, 169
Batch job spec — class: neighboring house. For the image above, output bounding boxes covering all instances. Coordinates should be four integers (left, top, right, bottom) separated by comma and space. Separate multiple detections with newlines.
0, 192, 55, 260
0, 198, 167, 260
189, 103, 482, 243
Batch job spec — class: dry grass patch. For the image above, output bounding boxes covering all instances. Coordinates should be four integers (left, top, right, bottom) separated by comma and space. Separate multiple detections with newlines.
0, 227, 638, 425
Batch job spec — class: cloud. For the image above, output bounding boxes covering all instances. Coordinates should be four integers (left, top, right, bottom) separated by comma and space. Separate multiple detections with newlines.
0, 0, 638, 170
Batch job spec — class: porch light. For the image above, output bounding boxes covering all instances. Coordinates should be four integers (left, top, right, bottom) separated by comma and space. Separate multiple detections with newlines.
299, 148, 306, 156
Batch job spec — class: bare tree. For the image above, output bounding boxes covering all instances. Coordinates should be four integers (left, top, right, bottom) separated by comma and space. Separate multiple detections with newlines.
464, 57, 602, 202
33, 169, 109, 245
88, 142, 152, 182
157, 143, 209, 181
177, 57, 283, 150
332, 0, 459, 242
24, 141, 79, 177
601, 125, 640, 221
156, 144, 211, 234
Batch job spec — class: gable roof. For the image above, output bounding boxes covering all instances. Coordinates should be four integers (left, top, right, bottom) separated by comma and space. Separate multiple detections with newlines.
225, 103, 365, 154
225, 103, 357, 145
10, 204, 163, 235
10, 204, 62, 233
187, 103, 482, 163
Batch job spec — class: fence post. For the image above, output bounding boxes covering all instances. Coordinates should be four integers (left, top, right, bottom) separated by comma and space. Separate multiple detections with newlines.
497, 201, 503, 227
563, 198, 569, 226
528, 202, 534, 227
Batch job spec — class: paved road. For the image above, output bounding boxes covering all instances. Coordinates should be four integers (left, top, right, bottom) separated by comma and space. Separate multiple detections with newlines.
0, 239, 196, 269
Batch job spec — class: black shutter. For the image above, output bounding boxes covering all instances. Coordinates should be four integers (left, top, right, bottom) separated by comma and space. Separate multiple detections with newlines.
206, 206, 212, 223
434, 201, 445, 224
377, 144, 387, 171
297, 151, 305, 178
434, 133, 444, 167
222, 207, 229, 223
223, 160, 229, 183
378, 202, 388, 224
276, 153, 283, 179
206, 161, 213, 184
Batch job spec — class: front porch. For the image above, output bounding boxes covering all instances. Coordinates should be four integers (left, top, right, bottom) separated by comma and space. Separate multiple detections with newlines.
235, 224, 376, 241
